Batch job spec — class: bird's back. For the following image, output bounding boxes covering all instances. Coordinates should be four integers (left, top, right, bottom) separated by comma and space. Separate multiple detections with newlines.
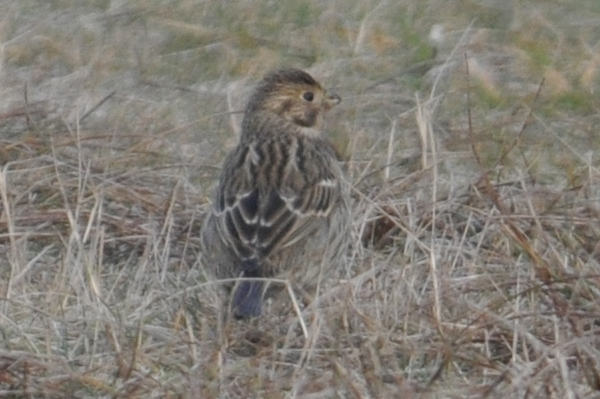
202, 130, 348, 280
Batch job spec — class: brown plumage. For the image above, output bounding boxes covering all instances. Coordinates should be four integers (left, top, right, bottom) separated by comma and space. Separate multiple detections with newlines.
201, 68, 350, 318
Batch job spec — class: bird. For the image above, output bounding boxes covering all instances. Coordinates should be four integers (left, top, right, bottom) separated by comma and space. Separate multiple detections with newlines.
200, 68, 350, 319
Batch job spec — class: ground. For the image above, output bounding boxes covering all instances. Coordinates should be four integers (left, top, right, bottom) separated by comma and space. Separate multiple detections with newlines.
0, 1, 599, 398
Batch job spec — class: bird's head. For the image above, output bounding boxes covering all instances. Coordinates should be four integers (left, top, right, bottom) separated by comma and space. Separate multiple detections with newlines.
244, 68, 341, 132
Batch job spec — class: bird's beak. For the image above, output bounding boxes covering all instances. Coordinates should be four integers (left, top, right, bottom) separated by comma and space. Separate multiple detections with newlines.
324, 91, 341, 109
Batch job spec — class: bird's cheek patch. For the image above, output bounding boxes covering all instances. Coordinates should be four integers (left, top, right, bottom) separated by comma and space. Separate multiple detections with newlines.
293, 108, 318, 128
278, 99, 293, 114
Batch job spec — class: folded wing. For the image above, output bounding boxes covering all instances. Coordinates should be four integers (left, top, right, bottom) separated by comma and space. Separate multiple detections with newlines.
214, 139, 340, 262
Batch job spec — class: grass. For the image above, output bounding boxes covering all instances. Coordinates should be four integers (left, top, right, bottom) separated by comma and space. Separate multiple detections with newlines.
0, 0, 599, 398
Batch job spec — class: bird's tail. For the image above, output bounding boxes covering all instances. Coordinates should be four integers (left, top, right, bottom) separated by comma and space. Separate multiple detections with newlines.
232, 259, 264, 319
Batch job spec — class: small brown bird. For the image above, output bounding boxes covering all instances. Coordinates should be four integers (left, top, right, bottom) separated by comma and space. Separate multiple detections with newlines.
201, 68, 350, 318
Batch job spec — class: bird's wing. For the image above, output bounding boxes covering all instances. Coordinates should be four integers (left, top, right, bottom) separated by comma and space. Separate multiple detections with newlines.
213, 139, 341, 260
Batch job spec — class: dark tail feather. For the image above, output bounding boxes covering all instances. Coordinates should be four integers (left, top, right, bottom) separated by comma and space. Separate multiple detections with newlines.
232, 259, 263, 319
232, 280, 264, 319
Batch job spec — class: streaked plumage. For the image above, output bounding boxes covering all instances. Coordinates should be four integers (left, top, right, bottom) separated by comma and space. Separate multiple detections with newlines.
201, 68, 350, 318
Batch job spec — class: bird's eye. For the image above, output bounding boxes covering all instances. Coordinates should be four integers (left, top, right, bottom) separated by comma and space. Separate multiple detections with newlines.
303, 92, 314, 102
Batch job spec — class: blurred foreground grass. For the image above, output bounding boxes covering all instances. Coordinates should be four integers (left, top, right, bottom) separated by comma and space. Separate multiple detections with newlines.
0, 0, 599, 398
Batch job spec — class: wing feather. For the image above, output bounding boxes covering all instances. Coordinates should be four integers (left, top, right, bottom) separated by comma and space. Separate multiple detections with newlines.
213, 136, 341, 262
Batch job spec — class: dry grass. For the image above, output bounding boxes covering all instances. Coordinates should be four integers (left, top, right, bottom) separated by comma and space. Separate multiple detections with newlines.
0, 1, 599, 398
